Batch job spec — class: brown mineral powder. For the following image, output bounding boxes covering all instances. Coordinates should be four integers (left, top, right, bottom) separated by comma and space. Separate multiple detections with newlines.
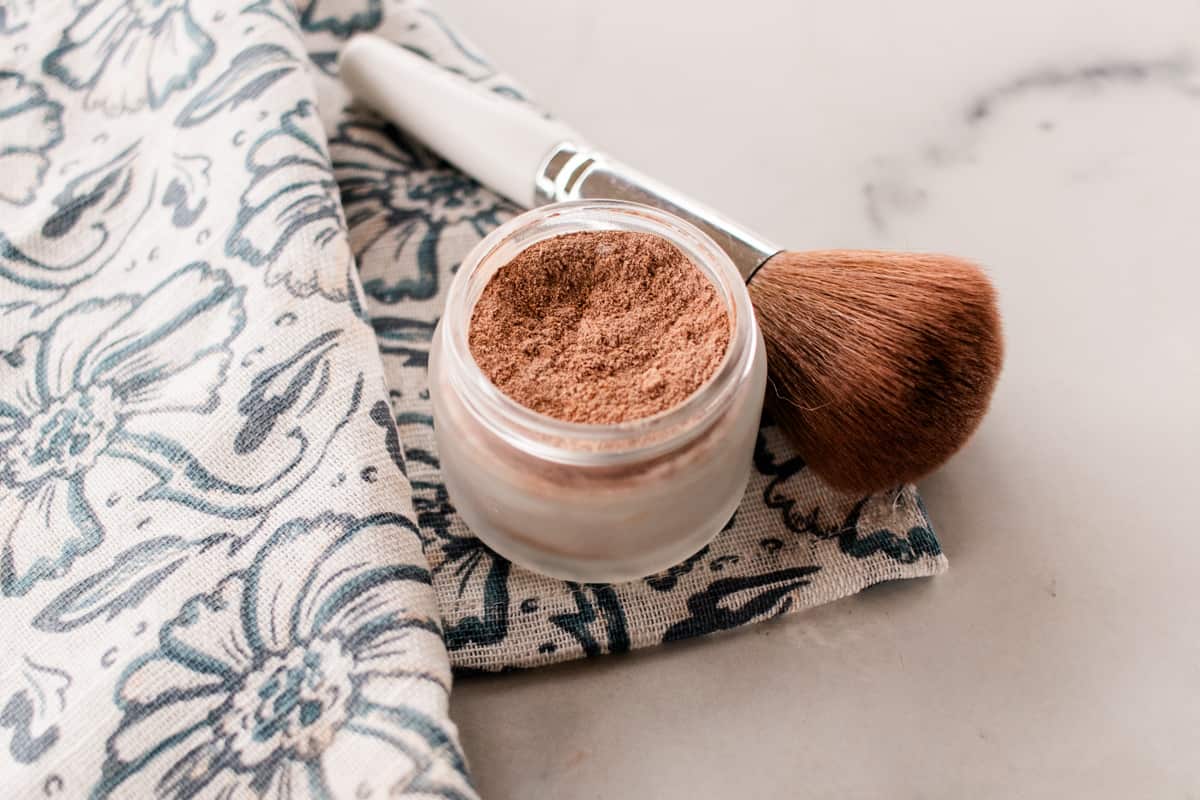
468, 231, 731, 425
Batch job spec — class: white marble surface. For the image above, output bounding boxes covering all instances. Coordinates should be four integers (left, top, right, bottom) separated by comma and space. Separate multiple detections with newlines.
436, 0, 1200, 796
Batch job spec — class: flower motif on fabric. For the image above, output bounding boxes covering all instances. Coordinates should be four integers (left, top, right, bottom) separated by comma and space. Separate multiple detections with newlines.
94, 513, 476, 799
753, 421, 940, 561
0, 71, 63, 206
0, 263, 245, 596
227, 101, 354, 301
174, 43, 299, 129
412, 475, 513, 653
331, 116, 516, 304
829, 493, 942, 564
297, 0, 381, 37
162, 152, 210, 227
0, 141, 156, 312
0, 654, 71, 764
43, 0, 215, 115
0, 0, 35, 34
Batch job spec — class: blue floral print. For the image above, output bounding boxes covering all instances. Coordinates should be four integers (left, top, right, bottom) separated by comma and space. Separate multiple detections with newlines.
0, 141, 156, 312
0, 0, 35, 34
331, 115, 516, 304
2, 2, 484, 797
94, 513, 474, 799
0, 71, 63, 206
0, 263, 245, 595
174, 43, 300, 128
44, 0, 215, 115
227, 101, 354, 301
298, 0, 381, 37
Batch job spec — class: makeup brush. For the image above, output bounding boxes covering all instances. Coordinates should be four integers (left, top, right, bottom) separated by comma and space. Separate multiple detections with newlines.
339, 35, 1002, 494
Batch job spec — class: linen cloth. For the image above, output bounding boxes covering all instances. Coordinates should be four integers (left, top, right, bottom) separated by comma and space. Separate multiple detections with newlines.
0, 0, 945, 796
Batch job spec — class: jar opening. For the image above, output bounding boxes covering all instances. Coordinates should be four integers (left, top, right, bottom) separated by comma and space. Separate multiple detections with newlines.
438, 200, 760, 466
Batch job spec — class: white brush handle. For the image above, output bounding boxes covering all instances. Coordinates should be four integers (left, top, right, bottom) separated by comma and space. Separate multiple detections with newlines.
340, 34, 779, 278
339, 34, 579, 208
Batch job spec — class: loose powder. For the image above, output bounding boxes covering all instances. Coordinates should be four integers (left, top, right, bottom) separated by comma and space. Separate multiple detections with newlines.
468, 231, 731, 425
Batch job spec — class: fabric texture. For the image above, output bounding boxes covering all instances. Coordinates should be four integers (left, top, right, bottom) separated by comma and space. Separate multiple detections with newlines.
0, 0, 944, 796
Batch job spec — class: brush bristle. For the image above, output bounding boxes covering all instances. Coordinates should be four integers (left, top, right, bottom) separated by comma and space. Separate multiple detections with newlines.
748, 250, 1003, 493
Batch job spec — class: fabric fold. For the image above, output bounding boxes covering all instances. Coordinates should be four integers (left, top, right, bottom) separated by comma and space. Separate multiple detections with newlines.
1, 1, 474, 797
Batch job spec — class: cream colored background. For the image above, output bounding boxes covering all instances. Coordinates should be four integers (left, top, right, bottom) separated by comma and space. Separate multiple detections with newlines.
438, 0, 1200, 796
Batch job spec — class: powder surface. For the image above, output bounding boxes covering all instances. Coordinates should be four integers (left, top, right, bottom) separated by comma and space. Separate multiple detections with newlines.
468, 231, 731, 425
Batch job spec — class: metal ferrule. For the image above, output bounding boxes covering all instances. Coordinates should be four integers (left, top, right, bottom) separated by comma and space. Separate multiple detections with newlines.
534, 142, 779, 282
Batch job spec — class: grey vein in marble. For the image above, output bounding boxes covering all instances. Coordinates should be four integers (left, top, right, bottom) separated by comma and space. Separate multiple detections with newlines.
966, 55, 1199, 123
863, 53, 1199, 232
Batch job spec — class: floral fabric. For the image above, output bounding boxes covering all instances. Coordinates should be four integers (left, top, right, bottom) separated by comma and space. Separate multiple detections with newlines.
0, 0, 945, 796
1, 1, 472, 797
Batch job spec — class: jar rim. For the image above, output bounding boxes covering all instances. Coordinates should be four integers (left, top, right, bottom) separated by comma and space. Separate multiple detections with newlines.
437, 200, 761, 466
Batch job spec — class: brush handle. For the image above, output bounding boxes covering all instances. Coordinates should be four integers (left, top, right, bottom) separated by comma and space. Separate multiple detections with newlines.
339, 35, 779, 280
534, 143, 778, 280
340, 34, 576, 208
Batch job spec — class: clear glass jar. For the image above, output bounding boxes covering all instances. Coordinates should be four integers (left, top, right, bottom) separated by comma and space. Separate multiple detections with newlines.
429, 200, 767, 582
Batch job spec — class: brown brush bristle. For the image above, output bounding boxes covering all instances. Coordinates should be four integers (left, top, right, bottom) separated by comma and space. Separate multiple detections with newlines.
747, 250, 1003, 494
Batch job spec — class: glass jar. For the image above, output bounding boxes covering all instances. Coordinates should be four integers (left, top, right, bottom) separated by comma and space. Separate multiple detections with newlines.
429, 200, 767, 583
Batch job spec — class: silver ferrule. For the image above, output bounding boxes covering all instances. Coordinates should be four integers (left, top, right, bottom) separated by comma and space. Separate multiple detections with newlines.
533, 142, 779, 281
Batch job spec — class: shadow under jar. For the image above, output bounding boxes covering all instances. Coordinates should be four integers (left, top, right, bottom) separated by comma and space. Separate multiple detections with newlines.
429, 200, 767, 583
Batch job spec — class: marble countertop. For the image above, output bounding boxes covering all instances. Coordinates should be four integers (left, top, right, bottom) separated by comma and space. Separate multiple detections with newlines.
437, 0, 1200, 796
